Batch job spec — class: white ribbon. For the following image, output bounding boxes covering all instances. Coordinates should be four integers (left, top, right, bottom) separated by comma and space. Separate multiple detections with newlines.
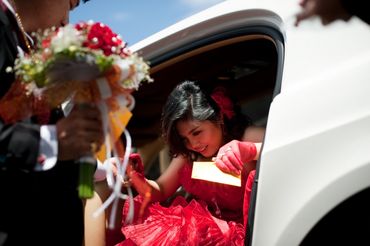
92, 121, 135, 229
92, 78, 135, 229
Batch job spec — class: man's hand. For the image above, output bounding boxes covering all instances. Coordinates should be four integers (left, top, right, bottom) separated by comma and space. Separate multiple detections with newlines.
56, 103, 104, 161
295, 0, 351, 26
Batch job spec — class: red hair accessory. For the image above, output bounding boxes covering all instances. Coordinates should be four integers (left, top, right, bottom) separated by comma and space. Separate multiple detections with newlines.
210, 87, 235, 120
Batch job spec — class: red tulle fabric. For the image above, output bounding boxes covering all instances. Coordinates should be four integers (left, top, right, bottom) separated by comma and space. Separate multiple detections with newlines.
115, 163, 256, 246
118, 196, 244, 246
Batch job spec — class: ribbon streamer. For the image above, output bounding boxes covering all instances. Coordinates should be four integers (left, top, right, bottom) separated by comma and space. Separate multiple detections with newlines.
93, 129, 134, 228
92, 77, 135, 228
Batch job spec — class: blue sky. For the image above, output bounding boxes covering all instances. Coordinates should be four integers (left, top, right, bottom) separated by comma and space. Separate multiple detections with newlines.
70, 0, 224, 46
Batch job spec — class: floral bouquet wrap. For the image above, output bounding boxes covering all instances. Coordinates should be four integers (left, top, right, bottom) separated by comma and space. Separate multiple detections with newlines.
0, 21, 152, 200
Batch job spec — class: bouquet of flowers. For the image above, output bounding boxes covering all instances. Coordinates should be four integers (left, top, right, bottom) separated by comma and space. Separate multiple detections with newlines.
14, 21, 151, 99
0, 21, 152, 199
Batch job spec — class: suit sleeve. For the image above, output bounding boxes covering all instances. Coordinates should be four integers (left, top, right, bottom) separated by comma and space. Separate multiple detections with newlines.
0, 121, 41, 171
0, 5, 42, 171
0, 6, 18, 99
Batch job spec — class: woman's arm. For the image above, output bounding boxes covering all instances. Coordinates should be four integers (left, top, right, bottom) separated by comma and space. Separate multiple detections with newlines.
125, 154, 186, 203
242, 125, 265, 143
148, 155, 186, 202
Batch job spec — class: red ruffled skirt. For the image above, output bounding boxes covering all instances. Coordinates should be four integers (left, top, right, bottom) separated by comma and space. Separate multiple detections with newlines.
117, 196, 245, 246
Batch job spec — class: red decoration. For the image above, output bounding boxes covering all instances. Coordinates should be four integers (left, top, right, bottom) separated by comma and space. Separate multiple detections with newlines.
211, 87, 235, 120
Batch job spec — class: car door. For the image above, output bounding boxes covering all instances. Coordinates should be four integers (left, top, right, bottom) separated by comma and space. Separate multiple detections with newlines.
249, 1, 370, 246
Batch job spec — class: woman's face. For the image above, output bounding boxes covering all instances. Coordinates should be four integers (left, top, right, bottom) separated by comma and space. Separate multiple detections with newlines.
176, 119, 223, 158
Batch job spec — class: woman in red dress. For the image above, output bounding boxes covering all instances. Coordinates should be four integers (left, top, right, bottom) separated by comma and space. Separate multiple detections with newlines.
116, 80, 264, 245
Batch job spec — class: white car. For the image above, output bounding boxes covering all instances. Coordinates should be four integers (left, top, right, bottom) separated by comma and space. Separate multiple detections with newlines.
128, 0, 370, 245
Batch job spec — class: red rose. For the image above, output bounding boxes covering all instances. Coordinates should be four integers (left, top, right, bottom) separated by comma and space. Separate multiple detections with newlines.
83, 22, 124, 56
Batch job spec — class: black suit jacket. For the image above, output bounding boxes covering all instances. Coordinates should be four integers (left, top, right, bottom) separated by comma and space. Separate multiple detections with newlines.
0, 5, 84, 245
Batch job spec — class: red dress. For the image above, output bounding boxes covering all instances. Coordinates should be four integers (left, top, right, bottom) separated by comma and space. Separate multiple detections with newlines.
116, 163, 255, 246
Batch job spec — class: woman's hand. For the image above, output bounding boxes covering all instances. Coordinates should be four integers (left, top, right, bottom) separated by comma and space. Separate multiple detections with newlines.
214, 140, 258, 176
105, 154, 151, 220
125, 154, 152, 219
104, 153, 145, 188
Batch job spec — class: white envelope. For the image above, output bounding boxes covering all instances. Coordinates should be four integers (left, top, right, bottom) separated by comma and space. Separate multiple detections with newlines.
191, 161, 241, 187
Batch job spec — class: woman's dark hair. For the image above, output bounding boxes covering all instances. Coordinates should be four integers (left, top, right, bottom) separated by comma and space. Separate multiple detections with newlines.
161, 80, 251, 158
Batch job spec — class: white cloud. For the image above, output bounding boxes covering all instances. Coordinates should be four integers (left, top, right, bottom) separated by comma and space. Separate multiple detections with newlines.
179, 0, 224, 10
110, 12, 130, 22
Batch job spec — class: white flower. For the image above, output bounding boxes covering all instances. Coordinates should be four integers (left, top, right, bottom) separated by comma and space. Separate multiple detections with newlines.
115, 54, 152, 90
50, 24, 83, 53
116, 59, 132, 82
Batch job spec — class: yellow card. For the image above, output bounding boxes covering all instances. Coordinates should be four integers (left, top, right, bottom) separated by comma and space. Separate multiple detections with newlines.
191, 161, 241, 187
96, 105, 132, 162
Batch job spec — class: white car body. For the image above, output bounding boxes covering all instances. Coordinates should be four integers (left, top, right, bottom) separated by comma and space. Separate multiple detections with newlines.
130, 0, 370, 245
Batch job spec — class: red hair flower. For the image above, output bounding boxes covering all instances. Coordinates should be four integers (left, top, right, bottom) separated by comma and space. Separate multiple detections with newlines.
210, 87, 235, 120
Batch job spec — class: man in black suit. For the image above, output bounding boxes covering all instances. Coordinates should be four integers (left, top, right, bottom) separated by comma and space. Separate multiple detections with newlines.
0, 1, 104, 245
